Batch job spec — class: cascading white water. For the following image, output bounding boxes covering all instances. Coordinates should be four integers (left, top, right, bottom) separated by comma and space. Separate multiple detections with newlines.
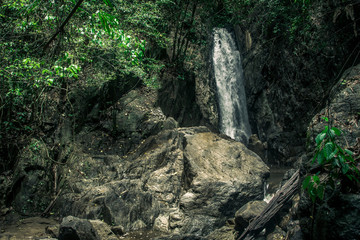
213, 28, 251, 143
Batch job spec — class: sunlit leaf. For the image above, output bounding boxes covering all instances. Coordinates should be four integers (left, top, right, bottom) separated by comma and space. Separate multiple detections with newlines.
315, 132, 326, 145
324, 142, 335, 160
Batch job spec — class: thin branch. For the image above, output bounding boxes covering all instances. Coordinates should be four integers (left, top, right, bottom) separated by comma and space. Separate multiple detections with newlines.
43, 0, 85, 52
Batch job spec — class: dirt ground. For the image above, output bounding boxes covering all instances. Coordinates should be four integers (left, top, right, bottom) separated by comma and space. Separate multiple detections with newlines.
0, 212, 59, 240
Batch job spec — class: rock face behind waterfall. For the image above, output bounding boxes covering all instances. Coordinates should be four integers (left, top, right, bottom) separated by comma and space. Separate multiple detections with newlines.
56, 126, 269, 236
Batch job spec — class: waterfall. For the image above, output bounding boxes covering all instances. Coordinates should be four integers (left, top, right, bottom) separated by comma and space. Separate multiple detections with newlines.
213, 28, 251, 143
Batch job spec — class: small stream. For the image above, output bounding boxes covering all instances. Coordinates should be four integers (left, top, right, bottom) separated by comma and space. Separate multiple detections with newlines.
264, 166, 291, 203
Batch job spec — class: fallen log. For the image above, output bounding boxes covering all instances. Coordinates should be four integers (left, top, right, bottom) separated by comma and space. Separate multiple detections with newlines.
237, 169, 300, 240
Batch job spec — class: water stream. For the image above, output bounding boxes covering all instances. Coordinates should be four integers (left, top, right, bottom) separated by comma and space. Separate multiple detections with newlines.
263, 167, 291, 203
213, 28, 251, 143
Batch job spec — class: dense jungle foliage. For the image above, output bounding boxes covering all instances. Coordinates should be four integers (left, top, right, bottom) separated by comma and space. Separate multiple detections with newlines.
0, 0, 359, 175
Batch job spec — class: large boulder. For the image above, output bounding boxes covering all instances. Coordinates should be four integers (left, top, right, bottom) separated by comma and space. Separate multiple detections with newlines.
59, 216, 97, 240
56, 126, 269, 237
4, 139, 53, 215
58, 216, 119, 240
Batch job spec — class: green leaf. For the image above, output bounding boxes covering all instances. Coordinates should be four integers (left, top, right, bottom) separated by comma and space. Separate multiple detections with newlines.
315, 132, 326, 145
329, 129, 337, 138
342, 163, 349, 174
42, 69, 53, 75
328, 148, 339, 160
302, 176, 311, 189
331, 127, 341, 136
317, 152, 325, 165
102, 0, 113, 7
309, 189, 316, 202
345, 149, 353, 156
312, 174, 320, 183
334, 158, 340, 167
317, 185, 325, 200
324, 142, 335, 160
338, 153, 345, 164
321, 126, 329, 134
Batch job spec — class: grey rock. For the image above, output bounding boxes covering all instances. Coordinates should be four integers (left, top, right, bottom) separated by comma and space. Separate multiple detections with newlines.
153, 235, 208, 240
266, 225, 286, 240
248, 134, 267, 161
154, 214, 170, 232
7, 139, 53, 215
312, 194, 360, 240
59, 216, 119, 240
288, 221, 303, 240
206, 225, 235, 240
158, 68, 211, 127
89, 219, 119, 240
56, 127, 269, 237
111, 225, 125, 236
163, 117, 179, 130
59, 216, 97, 240
45, 225, 60, 238
235, 201, 267, 232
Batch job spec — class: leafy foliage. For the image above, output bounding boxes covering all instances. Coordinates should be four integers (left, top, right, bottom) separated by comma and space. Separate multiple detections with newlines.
0, 0, 171, 171
303, 118, 360, 202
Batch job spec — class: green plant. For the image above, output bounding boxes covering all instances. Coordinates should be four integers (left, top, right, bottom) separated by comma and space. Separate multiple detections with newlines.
302, 117, 360, 202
